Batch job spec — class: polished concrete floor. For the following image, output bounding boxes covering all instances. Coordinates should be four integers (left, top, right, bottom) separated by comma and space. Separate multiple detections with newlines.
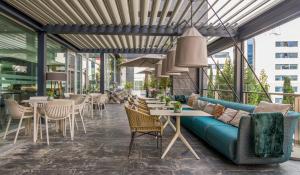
0, 104, 299, 175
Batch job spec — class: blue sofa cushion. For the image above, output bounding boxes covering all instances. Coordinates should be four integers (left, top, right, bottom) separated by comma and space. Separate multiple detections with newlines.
205, 124, 239, 160
192, 117, 227, 139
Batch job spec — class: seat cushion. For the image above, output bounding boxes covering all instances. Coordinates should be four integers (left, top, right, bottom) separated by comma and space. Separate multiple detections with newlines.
192, 117, 227, 139
205, 124, 238, 160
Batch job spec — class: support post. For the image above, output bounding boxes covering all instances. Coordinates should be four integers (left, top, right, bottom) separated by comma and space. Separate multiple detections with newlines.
199, 68, 204, 97
100, 53, 105, 93
234, 42, 244, 103
37, 32, 47, 96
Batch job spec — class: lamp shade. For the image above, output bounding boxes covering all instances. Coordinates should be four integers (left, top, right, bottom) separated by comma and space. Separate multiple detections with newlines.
166, 46, 189, 73
46, 72, 67, 81
155, 60, 167, 78
175, 27, 207, 67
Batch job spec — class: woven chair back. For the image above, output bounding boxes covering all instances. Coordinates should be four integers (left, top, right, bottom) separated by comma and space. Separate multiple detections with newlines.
44, 100, 73, 119
4, 99, 23, 119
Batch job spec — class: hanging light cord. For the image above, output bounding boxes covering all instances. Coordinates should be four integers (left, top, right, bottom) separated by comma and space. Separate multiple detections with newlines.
204, 0, 272, 103
190, 0, 193, 27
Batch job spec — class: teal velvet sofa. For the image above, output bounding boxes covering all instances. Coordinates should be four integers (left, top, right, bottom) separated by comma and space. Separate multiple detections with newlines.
181, 97, 300, 164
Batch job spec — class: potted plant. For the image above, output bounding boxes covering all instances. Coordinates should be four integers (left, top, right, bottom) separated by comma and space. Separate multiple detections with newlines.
165, 96, 171, 106
124, 82, 133, 95
48, 90, 54, 100
173, 101, 182, 113
159, 95, 165, 102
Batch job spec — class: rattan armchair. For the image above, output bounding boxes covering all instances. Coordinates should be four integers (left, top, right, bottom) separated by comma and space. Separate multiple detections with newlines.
124, 103, 163, 157
4, 99, 34, 144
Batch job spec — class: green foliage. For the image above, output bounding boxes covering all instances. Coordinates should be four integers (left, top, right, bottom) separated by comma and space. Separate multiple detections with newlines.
159, 95, 165, 102
256, 69, 270, 103
124, 82, 133, 90
47, 90, 54, 97
207, 67, 214, 98
149, 75, 158, 89
282, 77, 294, 106
173, 101, 182, 109
244, 67, 259, 105
159, 77, 170, 90
214, 59, 234, 101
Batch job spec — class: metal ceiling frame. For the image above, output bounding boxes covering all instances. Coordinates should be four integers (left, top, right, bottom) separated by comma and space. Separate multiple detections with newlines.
1, 0, 300, 54
43, 24, 236, 37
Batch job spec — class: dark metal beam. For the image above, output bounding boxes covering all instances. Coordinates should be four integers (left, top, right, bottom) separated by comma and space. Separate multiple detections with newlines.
43, 24, 237, 37
207, 37, 234, 56
238, 0, 300, 40
233, 42, 244, 103
37, 32, 46, 96
48, 34, 79, 52
78, 48, 168, 54
100, 53, 105, 93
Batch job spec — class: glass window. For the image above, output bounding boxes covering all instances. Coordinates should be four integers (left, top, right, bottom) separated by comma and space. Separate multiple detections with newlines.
275, 64, 298, 70
0, 14, 37, 132
275, 86, 283, 92
275, 98, 283, 104
275, 52, 298, 58
275, 75, 298, 81
275, 41, 298, 47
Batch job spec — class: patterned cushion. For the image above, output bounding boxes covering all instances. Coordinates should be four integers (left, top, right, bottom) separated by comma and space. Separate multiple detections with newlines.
254, 101, 290, 115
193, 100, 208, 110
218, 108, 238, 123
230, 110, 249, 127
187, 93, 199, 107
212, 104, 225, 117
203, 103, 216, 115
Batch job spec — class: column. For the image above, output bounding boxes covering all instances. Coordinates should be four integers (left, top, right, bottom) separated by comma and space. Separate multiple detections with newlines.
100, 53, 105, 93
233, 42, 244, 103
37, 32, 47, 96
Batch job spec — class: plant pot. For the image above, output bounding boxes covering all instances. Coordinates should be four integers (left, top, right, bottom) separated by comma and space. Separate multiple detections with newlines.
174, 107, 182, 113
165, 102, 170, 106
48, 96, 54, 101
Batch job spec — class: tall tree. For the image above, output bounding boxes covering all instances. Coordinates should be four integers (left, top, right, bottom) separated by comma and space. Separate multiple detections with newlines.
207, 67, 214, 98
214, 59, 234, 101
256, 69, 270, 103
282, 76, 294, 106
244, 67, 259, 104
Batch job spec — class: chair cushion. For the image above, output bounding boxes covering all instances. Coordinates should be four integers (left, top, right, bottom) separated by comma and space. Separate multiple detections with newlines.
193, 100, 208, 110
205, 124, 238, 160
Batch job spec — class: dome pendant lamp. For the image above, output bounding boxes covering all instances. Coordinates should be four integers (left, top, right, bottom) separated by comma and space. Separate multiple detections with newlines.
166, 46, 189, 73
175, 0, 208, 68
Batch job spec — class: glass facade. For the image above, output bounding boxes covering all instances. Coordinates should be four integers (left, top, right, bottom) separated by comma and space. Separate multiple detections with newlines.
247, 39, 254, 67
0, 14, 38, 132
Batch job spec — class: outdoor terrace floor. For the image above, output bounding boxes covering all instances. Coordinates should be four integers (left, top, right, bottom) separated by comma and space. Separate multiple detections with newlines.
0, 104, 300, 175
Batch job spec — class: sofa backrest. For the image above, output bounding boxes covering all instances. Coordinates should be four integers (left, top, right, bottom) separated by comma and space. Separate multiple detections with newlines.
199, 97, 256, 113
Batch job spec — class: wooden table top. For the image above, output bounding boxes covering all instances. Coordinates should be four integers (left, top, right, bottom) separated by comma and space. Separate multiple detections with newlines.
150, 109, 212, 117
147, 104, 192, 109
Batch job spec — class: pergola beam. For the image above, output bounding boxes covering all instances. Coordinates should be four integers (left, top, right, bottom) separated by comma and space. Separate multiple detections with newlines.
43, 24, 237, 37
238, 0, 300, 40
78, 48, 167, 54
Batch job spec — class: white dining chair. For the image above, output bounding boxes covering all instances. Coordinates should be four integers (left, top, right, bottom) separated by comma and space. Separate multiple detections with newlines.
40, 100, 74, 145
3, 99, 34, 144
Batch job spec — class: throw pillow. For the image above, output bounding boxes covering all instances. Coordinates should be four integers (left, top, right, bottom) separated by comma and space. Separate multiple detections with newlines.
212, 104, 225, 117
254, 101, 290, 115
195, 100, 208, 110
203, 103, 216, 115
187, 93, 199, 107
230, 110, 249, 127
218, 108, 238, 123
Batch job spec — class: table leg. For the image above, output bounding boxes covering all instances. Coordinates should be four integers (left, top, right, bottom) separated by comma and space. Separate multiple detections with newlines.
71, 103, 75, 140
33, 103, 37, 143
91, 97, 93, 119
163, 116, 176, 132
161, 116, 200, 160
